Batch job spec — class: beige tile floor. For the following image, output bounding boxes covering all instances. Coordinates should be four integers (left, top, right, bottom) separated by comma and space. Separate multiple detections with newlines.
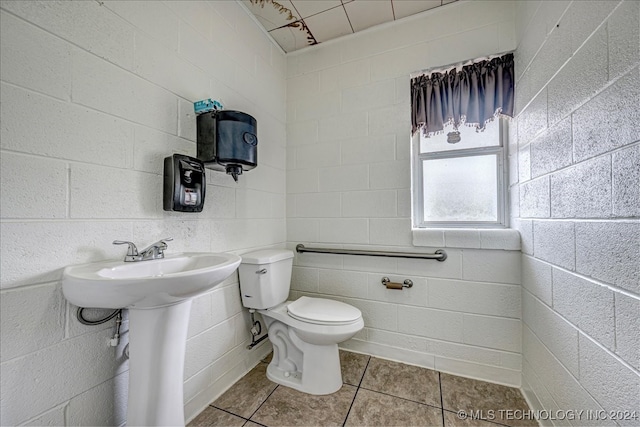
189, 351, 537, 427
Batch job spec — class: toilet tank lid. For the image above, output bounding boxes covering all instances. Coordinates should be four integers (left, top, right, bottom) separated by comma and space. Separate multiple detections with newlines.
241, 249, 294, 264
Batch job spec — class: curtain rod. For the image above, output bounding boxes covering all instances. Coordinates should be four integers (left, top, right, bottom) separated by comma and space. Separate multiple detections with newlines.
295, 244, 447, 262
410, 50, 514, 78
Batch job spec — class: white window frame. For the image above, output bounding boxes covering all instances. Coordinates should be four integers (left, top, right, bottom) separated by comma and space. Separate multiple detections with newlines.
411, 119, 508, 229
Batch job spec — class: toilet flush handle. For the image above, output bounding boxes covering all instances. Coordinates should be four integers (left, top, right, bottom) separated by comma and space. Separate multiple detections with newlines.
256, 268, 268, 274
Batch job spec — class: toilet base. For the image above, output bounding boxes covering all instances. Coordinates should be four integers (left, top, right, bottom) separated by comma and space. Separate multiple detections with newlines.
263, 318, 343, 395
265, 342, 342, 395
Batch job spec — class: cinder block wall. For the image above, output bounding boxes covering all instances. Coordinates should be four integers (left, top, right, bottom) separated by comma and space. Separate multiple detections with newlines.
286, 1, 524, 386
0, 1, 286, 425
512, 1, 639, 423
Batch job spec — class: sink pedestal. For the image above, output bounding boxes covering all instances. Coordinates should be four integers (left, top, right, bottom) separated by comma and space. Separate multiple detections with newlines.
127, 300, 192, 426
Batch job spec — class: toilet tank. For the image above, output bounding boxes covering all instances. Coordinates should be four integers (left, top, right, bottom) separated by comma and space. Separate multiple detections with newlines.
239, 249, 294, 309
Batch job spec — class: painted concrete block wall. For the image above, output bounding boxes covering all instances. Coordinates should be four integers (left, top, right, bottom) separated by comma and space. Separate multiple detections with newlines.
0, 1, 285, 425
286, 1, 523, 386
512, 1, 640, 425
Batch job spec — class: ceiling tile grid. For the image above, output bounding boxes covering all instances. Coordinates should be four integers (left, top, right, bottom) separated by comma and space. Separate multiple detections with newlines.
243, 0, 458, 53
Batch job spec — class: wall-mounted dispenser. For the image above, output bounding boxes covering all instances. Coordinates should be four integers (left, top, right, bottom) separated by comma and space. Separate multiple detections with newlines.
196, 110, 258, 182
163, 154, 206, 212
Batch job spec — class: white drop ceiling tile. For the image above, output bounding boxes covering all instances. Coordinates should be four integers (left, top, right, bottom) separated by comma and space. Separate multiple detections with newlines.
246, 0, 455, 52
392, 0, 442, 20
269, 21, 316, 52
304, 6, 354, 43
291, 0, 343, 18
344, 0, 394, 32
243, 0, 300, 30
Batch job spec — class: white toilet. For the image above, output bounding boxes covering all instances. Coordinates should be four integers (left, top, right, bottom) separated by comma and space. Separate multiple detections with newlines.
239, 249, 364, 395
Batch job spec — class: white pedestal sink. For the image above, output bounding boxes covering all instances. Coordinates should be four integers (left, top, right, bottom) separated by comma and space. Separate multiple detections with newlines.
62, 252, 241, 426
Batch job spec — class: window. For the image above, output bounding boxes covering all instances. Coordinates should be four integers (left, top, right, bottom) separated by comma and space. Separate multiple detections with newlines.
412, 119, 508, 228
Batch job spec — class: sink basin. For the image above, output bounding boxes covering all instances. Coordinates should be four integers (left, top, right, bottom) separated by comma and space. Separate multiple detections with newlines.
62, 252, 242, 309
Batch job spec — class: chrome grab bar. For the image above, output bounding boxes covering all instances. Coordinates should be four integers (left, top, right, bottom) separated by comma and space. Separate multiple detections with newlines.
295, 244, 447, 262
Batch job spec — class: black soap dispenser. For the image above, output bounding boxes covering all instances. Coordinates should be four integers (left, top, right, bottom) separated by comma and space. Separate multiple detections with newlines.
163, 154, 206, 212
196, 110, 258, 182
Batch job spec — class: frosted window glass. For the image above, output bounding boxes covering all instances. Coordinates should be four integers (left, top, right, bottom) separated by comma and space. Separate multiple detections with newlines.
422, 155, 498, 222
420, 120, 500, 153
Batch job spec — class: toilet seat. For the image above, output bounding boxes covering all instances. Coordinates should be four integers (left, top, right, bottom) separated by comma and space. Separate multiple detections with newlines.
260, 300, 364, 346
287, 296, 362, 326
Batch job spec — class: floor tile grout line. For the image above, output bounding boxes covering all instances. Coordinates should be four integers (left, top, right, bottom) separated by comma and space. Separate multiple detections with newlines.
439, 372, 445, 427
209, 403, 249, 421
246, 384, 281, 423
209, 404, 251, 422
207, 361, 277, 424
342, 355, 372, 427
356, 355, 371, 389
341, 387, 360, 427
358, 385, 444, 411
360, 356, 446, 409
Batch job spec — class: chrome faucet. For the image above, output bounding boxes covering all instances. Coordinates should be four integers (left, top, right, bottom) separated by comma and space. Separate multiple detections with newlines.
113, 238, 173, 262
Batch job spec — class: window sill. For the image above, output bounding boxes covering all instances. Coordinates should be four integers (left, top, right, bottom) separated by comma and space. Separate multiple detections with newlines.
412, 228, 520, 251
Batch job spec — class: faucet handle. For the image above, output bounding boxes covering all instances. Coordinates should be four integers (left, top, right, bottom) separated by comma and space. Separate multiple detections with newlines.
113, 240, 139, 256
138, 238, 173, 261
141, 237, 173, 253
156, 237, 173, 249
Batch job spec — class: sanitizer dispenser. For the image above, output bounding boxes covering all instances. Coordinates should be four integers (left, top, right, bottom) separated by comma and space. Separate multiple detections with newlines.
163, 154, 206, 212
196, 110, 258, 182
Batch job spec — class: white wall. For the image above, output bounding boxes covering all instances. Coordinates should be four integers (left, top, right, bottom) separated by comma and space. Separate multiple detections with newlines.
286, 1, 524, 386
0, 1, 285, 425
512, 1, 640, 425
2, 0, 637, 425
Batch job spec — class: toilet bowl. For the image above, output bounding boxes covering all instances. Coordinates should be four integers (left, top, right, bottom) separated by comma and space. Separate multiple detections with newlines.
259, 297, 364, 394
239, 249, 364, 395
